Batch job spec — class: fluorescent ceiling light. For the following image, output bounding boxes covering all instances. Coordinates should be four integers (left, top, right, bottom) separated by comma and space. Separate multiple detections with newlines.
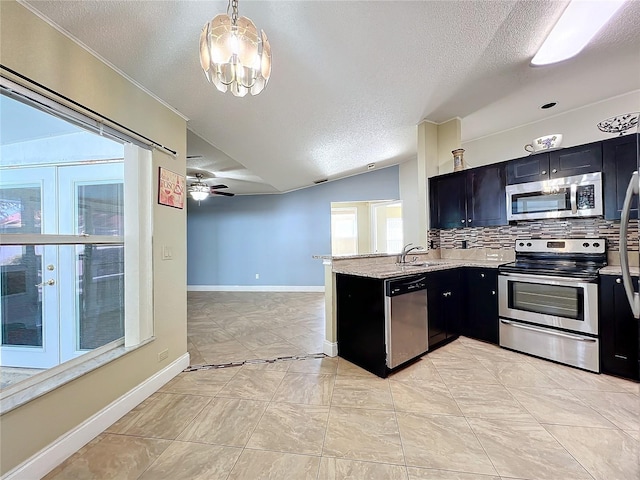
531, 0, 627, 66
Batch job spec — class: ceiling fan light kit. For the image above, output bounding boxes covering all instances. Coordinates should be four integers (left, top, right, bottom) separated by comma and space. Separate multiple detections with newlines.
531, 0, 627, 66
188, 173, 211, 201
199, 0, 272, 97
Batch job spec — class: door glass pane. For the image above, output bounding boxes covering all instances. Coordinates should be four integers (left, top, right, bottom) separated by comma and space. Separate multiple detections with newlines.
77, 183, 124, 236
509, 281, 583, 320
1, 246, 43, 346
0, 187, 42, 234
76, 244, 124, 350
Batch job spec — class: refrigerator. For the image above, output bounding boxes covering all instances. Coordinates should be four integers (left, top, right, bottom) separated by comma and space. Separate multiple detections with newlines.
618, 124, 640, 375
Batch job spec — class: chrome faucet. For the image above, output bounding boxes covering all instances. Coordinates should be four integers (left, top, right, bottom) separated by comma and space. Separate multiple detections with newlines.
398, 243, 424, 264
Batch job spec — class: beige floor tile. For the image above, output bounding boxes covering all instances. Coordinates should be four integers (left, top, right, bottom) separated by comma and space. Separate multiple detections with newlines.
323, 406, 404, 464
388, 357, 441, 383
507, 386, 617, 428
396, 412, 497, 475
251, 341, 304, 359
138, 441, 242, 480
106, 393, 210, 439
215, 368, 286, 400
318, 457, 408, 479
247, 403, 330, 455
287, 332, 326, 353
407, 466, 500, 479
624, 429, 640, 440
43, 434, 171, 480
272, 372, 335, 405
177, 397, 268, 447
468, 418, 592, 479
287, 356, 339, 375
602, 374, 640, 395
269, 323, 322, 340
234, 330, 288, 350
197, 340, 255, 364
227, 449, 320, 480
466, 343, 529, 363
569, 389, 640, 430
478, 359, 563, 388
429, 355, 481, 370
189, 329, 234, 346
389, 379, 462, 416
187, 342, 206, 366
532, 362, 631, 392
436, 367, 500, 387
447, 383, 536, 422
158, 368, 238, 396
331, 376, 394, 410
428, 341, 475, 359
240, 360, 291, 372
337, 358, 376, 377
545, 424, 640, 480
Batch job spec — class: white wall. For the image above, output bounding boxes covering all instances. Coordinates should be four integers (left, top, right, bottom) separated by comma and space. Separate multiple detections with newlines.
462, 90, 640, 167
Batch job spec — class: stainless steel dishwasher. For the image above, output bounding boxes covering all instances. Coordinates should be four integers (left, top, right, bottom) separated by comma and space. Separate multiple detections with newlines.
384, 274, 429, 369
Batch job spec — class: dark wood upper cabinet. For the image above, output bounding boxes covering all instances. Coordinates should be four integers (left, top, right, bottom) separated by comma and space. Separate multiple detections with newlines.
466, 163, 506, 227
549, 141, 602, 178
506, 153, 550, 185
430, 162, 507, 229
603, 134, 639, 220
429, 172, 467, 229
506, 142, 602, 185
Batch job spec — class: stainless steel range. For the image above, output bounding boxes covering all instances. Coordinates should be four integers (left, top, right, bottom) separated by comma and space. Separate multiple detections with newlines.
498, 238, 607, 372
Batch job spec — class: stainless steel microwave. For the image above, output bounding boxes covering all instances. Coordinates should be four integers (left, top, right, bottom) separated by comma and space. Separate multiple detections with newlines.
506, 172, 603, 221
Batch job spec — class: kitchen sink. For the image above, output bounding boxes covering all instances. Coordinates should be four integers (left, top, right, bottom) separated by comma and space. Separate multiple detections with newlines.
398, 262, 431, 267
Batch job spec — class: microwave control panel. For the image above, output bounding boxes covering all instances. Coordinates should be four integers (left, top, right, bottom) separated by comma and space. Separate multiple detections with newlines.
576, 184, 595, 210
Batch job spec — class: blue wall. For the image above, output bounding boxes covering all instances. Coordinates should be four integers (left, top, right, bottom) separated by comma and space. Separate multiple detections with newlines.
187, 165, 400, 286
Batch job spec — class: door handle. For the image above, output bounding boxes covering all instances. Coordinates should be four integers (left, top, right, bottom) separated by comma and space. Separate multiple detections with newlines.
500, 319, 597, 342
36, 279, 55, 287
619, 171, 640, 319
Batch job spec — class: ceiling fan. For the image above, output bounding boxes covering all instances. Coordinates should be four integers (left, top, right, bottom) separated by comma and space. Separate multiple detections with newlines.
187, 169, 235, 200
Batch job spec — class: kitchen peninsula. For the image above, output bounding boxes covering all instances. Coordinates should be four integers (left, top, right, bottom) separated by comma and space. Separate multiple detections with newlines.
316, 249, 512, 377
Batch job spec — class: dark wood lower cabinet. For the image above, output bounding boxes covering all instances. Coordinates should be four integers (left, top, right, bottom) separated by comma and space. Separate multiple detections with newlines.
336, 274, 387, 378
427, 269, 462, 349
600, 275, 639, 381
462, 268, 499, 344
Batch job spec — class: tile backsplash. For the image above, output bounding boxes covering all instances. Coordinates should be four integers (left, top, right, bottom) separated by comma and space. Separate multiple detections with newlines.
429, 218, 638, 252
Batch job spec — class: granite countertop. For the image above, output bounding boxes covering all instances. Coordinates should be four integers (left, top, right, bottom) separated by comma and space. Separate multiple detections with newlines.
600, 266, 640, 276
332, 259, 505, 279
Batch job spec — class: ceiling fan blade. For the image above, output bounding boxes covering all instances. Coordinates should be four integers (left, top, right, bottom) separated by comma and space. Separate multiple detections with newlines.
208, 184, 228, 190
212, 191, 235, 197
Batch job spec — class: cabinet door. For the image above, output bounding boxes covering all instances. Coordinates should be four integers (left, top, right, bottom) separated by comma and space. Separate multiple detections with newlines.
463, 268, 498, 344
600, 275, 639, 380
603, 134, 639, 220
549, 142, 602, 178
466, 163, 507, 227
427, 270, 461, 348
506, 153, 550, 184
429, 173, 466, 229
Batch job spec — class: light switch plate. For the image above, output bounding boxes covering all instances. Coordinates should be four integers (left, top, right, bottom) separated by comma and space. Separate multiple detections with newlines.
162, 246, 173, 260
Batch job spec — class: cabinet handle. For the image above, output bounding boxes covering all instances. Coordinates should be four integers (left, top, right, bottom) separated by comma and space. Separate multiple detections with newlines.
491, 290, 496, 295
480, 273, 485, 278
552, 168, 557, 173
468, 218, 472, 223
616, 278, 622, 284
443, 291, 452, 297
461, 219, 466, 224
541, 170, 547, 175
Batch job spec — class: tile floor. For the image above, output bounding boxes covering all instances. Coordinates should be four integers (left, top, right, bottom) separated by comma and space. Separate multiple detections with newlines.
45, 292, 639, 480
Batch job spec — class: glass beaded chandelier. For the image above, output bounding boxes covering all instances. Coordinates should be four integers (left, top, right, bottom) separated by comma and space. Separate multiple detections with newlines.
199, 0, 272, 97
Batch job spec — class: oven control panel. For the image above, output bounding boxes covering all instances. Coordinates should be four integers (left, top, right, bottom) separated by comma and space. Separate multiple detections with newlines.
515, 238, 606, 254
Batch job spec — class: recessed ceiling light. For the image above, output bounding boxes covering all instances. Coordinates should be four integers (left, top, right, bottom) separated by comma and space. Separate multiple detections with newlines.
541, 102, 557, 109
531, 0, 627, 66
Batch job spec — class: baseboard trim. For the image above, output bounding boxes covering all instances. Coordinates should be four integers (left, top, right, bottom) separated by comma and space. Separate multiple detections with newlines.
187, 285, 325, 293
3, 353, 190, 480
323, 341, 338, 357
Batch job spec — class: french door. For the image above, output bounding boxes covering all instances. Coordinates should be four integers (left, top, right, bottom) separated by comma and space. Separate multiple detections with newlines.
0, 163, 124, 368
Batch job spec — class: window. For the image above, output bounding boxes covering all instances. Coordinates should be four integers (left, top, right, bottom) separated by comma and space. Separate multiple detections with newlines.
0, 82, 152, 390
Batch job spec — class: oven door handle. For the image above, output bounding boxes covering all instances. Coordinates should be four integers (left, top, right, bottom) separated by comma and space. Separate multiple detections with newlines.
570, 183, 578, 214
619, 171, 640, 319
500, 320, 597, 342
499, 272, 598, 284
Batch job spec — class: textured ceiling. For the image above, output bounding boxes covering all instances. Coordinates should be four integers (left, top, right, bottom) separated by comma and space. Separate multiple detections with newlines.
21, 0, 640, 194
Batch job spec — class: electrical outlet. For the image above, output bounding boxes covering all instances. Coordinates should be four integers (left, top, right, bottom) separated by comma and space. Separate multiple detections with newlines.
158, 349, 169, 362
255, 273, 259, 279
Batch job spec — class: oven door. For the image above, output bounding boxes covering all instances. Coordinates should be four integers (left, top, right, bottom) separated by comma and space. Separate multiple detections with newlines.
498, 272, 598, 335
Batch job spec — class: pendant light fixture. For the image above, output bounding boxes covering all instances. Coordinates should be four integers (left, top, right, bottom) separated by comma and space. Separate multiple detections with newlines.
188, 173, 210, 201
199, 0, 272, 97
